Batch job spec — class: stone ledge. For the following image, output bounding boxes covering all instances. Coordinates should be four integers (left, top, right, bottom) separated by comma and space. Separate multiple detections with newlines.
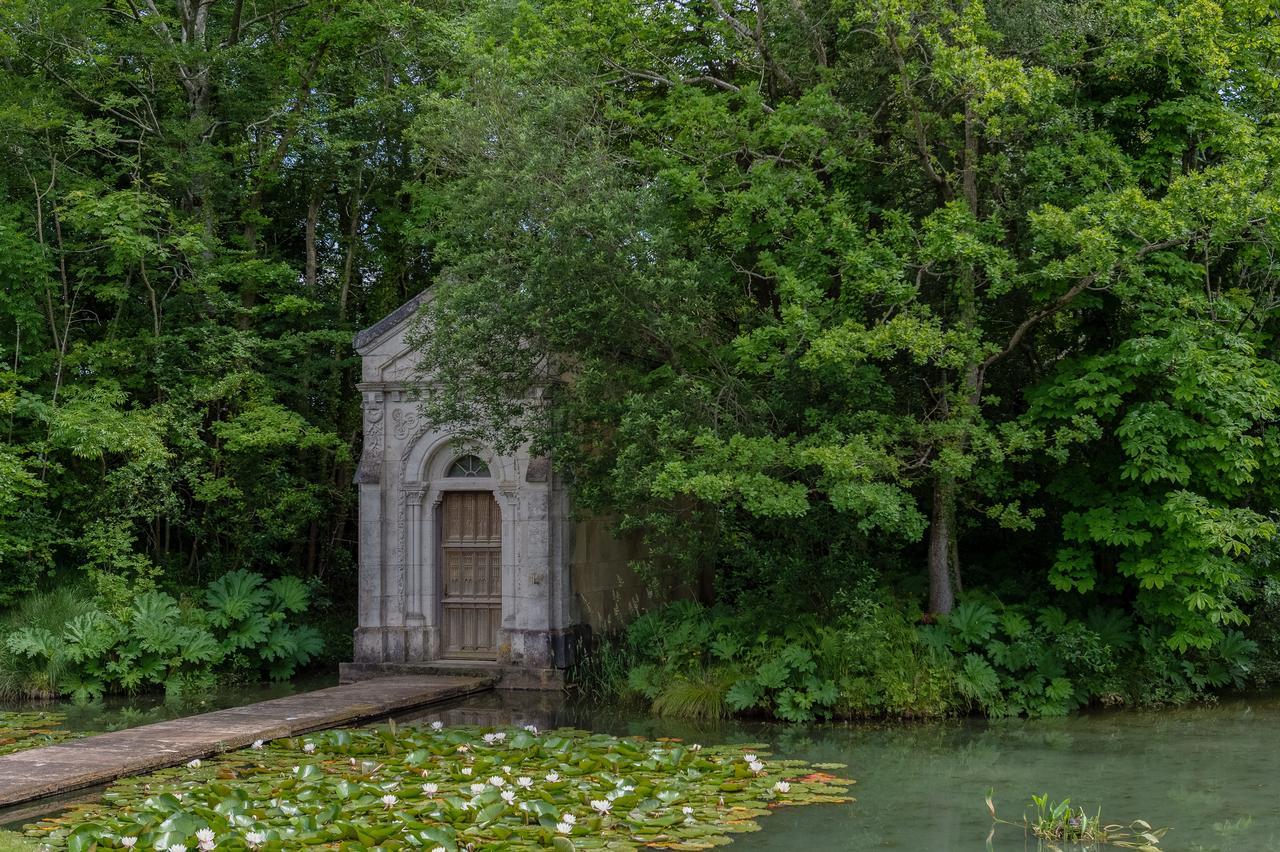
339, 661, 564, 691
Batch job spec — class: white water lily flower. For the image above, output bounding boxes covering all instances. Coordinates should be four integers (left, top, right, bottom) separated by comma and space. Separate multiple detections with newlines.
185, 759, 201, 769
773, 781, 791, 793
743, 754, 757, 762
470, 783, 486, 795
195, 828, 216, 844
500, 790, 516, 804
461, 766, 473, 775
502, 764, 512, 775
120, 839, 137, 849
251, 739, 264, 750
563, 814, 577, 825
523, 724, 538, 733
591, 799, 612, 814
456, 744, 469, 753
302, 742, 316, 754
682, 806, 694, 815
690, 743, 702, 751
749, 760, 765, 773
381, 794, 398, 808
432, 847, 447, 852
516, 776, 533, 788
556, 821, 573, 834
244, 831, 266, 850
430, 721, 444, 731
422, 782, 439, 795
482, 733, 498, 744
544, 771, 560, 782
167, 846, 187, 852
488, 775, 506, 787
620, 784, 635, 793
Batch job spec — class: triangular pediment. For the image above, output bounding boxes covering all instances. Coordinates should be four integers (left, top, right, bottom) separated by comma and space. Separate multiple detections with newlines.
352, 289, 432, 354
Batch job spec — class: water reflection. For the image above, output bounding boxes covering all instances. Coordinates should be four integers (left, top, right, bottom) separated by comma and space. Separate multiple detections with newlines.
0, 673, 338, 733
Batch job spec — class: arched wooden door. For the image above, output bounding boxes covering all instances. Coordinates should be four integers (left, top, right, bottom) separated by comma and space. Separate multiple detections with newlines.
440, 491, 501, 659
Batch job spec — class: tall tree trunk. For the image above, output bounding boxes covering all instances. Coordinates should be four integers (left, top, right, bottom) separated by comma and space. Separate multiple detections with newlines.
927, 99, 982, 615
305, 190, 320, 289
928, 473, 957, 615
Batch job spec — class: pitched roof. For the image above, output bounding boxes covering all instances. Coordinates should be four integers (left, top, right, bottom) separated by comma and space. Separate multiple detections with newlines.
352, 289, 430, 352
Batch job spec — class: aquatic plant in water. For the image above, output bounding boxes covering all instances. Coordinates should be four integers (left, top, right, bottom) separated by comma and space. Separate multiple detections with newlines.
986, 790, 1167, 850
0, 712, 82, 756
25, 723, 852, 850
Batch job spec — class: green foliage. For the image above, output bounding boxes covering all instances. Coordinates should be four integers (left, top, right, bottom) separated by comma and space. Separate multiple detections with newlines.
4, 0, 1280, 717
606, 597, 953, 722
408, 0, 1280, 700
1, 571, 321, 701
931, 599, 1261, 716
0, 0, 435, 660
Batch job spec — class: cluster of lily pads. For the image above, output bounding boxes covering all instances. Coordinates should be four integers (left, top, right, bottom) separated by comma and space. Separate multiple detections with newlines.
0, 712, 82, 756
25, 720, 852, 850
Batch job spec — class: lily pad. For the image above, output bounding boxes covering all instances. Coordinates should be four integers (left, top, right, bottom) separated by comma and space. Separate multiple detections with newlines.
0, 712, 82, 756
26, 723, 853, 850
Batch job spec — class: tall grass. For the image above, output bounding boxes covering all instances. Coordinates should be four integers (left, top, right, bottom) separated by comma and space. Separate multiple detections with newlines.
566, 631, 635, 700
652, 668, 735, 721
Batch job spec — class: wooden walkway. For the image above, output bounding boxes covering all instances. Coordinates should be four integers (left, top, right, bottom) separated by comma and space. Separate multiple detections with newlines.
0, 675, 494, 808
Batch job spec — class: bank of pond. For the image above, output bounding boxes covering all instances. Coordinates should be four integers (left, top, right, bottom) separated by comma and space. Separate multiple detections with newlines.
2, 686, 1279, 851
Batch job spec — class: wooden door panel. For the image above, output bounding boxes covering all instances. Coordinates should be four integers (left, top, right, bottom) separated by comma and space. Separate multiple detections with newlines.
441, 491, 501, 659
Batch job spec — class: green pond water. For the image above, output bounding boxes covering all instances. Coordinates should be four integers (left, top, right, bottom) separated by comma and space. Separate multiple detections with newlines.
10, 683, 1280, 850
402, 690, 1280, 851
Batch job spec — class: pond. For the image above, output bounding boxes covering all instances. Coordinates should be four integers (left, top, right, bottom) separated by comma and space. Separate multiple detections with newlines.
13, 685, 1280, 851
399, 689, 1280, 851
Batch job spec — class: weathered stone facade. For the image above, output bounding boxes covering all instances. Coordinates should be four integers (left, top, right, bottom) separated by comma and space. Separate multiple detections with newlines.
345, 291, 649, 687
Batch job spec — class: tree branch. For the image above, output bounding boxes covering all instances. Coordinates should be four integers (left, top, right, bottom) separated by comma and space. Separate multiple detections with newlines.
976, 233, 1196, 390
707, 0, 794, 90
604, 60, 775, 112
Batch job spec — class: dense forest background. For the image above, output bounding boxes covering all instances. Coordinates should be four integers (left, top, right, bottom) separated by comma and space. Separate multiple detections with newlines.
1, 0, 1279, 718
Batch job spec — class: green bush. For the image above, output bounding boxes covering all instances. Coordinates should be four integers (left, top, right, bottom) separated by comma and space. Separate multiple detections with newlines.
601, 596, 954, 722
582, 593, 1263, 722
1, 569, 322, 701
925, 599, 1259, 717
0, 586, 85, 699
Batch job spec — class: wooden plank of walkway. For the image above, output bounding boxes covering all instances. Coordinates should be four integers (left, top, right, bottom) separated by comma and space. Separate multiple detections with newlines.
0, 675, 495, 808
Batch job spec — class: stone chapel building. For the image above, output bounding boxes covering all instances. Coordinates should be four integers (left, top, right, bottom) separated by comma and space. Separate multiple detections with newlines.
339, 291, 650, 688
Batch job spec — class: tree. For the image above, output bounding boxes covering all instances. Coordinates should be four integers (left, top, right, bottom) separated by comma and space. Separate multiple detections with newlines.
408, 0, 1280, 653
0, 0, 454, 617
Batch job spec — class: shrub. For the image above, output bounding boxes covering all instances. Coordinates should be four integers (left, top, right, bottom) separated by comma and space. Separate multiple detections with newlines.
0, 586, 87, 699
925, 599, 1259, 716
599, 595, 955, 722
1, 570, 323, 700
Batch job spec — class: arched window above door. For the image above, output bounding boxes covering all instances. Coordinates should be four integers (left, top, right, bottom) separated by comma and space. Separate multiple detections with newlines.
446, 454, 491, 478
